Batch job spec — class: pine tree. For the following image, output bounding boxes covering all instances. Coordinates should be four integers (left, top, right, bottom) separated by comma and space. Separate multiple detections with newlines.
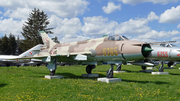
20, 8, 53, 51
52, 36, 60, 43
1, 35, 10, 55
0, 38, 2, 54
9, 33, 17, 55
16, 36, 23, 55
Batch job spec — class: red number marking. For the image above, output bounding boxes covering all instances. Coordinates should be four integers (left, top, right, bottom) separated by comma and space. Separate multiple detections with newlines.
157, 51, 168, 57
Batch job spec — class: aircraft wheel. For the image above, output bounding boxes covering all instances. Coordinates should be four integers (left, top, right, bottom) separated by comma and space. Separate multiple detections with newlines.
37, 64, 40, 66
86, 65, 91, 74
141, 66, 146, 70
50, 70, 56, 76
86, 65, 95, 74
167, 62, 173, 67
6, 64, 10, 67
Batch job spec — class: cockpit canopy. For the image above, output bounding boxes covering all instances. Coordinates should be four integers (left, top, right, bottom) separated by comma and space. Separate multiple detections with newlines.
108, 35, 129, 41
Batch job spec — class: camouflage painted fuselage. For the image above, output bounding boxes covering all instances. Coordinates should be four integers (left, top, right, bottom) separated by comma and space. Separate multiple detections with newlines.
36, 33, 151, 65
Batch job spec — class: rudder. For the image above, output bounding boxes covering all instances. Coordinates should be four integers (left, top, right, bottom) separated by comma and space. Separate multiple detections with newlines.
39, 31, 56, 49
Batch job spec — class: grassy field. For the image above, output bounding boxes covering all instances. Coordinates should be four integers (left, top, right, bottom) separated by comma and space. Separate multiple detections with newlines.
1, 64, 180, 101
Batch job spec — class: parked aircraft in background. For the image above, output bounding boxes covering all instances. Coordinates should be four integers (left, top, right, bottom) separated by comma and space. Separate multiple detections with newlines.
13, 31, 152, 78
123, 41, 180, 72
0, 44, 43, 67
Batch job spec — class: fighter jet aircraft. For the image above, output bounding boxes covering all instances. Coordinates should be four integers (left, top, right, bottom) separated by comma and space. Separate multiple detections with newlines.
123, 41, 180, 72
12, 31, 152, 78
0, 44, 43, 67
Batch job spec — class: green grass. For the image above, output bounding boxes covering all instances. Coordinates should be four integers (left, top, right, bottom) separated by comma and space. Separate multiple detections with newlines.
1, 64, 180, 101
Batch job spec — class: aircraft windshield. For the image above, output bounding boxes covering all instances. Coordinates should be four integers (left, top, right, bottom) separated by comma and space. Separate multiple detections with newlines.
116, 36, 123, 41
108, 35, 117, 41
122, 36, 129, 40
108, 35, 129, 41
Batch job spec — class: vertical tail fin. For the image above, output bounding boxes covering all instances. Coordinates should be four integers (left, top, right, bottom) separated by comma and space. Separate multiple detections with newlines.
39, 31, 56, 49
19, 44, 44, 57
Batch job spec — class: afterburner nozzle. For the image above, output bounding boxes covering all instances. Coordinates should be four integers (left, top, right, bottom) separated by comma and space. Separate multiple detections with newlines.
142, 44, 153, 58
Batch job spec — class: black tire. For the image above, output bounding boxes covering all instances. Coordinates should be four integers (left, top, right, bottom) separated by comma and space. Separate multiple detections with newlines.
141, 66, 146, 70
6, 64, 10, 67
37, 64, 40, 66
50, 70, 56, 76
86, 65, 92, 74
168, 62, 173, 67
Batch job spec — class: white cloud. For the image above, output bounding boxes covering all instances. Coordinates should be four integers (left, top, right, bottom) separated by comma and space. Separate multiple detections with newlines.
147, 11, 159, 21
102, 2, 121, 14
114, 12, 159, 35
4, 8, 32, 20
0, 0, 89, 19
171, 37, 180, 47
0, 18, 24, 36
82, 16, 118, 37
177, 24, 180, 28
61, 34, 90, 43
49, 15, 82, 36
115, 18, 151, 35
118, 0, 178, 5
172, 37, 180, 41
48, 15, 83, 42
132, 30, 180, 42
159, 5, 180, 23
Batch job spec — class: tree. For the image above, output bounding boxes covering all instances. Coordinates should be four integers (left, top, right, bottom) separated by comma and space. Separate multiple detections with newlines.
9, 33, 17, 55
20, 8, 53, 51
1, 35, 10, 55
0, 38, 2, 54
52, 36, 60, 43
15, 36, 23, 55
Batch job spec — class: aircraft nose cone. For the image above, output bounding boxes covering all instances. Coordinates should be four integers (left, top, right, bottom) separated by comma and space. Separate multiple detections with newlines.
142, 44, 153, 58
144, 47, 153, 52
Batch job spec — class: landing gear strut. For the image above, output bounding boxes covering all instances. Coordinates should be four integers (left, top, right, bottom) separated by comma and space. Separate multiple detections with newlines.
159, 62, 164, 72
47, 57, 57, 76
86, 65, 96, 74
117, 64, 122, 71
106, 64, 113, 78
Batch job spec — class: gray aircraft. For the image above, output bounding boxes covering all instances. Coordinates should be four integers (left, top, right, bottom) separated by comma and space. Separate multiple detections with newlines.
117, 41, 180, 72
0, 44, 43, 67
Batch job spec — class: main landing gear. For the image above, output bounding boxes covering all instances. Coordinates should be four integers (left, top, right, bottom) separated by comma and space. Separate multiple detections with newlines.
159, 62, 164, 72
86, 65, 96, 74
106, 64, 114, 78
116, 64, 122, 71
47, 58, 57, 76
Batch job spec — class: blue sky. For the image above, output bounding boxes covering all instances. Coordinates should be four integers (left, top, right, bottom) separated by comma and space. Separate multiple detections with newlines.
0, 0, 180, 46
